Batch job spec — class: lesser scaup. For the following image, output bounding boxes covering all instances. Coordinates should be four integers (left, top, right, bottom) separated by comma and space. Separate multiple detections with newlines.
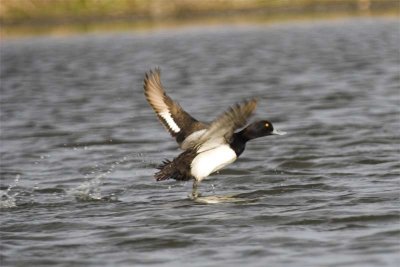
144, 68, 285, 198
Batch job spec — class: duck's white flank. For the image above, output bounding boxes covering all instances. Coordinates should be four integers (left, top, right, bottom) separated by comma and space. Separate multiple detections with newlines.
159, 111, 181, 133
191, 144, 237, 181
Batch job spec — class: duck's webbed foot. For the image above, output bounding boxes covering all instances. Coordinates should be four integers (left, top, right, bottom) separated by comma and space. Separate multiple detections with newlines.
191, 180, 200, 199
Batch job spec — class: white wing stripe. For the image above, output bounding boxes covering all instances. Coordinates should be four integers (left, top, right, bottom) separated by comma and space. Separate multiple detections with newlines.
159, 111, 181, 133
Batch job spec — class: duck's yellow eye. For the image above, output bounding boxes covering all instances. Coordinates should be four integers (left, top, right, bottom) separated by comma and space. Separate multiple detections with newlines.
265, 123, 269, 127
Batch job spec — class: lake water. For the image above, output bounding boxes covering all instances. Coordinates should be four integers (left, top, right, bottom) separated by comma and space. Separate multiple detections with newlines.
1, 18, 399, 267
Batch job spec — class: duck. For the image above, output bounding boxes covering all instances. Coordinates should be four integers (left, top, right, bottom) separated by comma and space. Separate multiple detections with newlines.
143, 68, 286, 198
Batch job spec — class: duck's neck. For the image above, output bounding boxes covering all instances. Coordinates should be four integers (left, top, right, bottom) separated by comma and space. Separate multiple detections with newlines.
230, 130, 250, 157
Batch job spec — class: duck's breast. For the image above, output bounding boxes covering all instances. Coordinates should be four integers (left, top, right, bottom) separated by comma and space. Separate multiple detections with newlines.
190, 144, 237, 181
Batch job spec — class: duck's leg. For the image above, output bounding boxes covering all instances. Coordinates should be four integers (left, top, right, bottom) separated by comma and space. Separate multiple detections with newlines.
192, 180, 200, 199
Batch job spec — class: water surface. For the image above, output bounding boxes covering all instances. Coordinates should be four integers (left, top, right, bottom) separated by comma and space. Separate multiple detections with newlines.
1, 19, 399, 267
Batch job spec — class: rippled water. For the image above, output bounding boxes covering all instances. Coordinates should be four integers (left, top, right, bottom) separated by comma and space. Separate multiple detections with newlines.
1, 19, 399, 267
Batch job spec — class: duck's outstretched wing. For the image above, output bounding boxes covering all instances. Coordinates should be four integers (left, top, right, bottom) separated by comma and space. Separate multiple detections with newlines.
144, 68, 207, 146
196, 99, 258, 152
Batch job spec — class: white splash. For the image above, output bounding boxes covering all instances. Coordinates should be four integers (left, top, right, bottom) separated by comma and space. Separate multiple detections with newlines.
70, 173, 103, 201
69, 156, 131, 202
0, 175, 20, 209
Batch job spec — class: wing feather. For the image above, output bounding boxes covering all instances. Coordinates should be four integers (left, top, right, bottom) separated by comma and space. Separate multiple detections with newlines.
143, 68, 207, 146
196, 99, 257, 152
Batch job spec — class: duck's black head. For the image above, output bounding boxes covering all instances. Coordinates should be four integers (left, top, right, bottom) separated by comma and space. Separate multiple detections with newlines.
239, 120, 286, 141
230, 120, 286, 156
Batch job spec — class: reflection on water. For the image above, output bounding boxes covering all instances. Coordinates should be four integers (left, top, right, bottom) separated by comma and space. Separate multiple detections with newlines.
0, 19, 399, 267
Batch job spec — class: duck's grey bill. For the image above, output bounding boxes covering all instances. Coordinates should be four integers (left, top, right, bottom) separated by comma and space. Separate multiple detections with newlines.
272, 129, 286, 135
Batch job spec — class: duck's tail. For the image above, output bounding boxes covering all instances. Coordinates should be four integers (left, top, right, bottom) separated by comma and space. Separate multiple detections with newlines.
155, 159, 177, 181
154, 150, 196, 181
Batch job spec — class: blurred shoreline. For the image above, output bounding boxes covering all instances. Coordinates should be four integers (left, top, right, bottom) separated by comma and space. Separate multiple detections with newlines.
0, 0, 398, 38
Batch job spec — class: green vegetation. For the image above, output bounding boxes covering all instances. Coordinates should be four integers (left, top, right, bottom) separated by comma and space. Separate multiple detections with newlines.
0, 0, 398, 37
